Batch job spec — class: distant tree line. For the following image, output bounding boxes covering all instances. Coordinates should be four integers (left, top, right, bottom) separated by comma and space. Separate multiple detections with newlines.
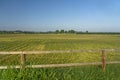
0, 30, 120, 34
0, 30, 36, 34
55, 30, 76, 33
0, 30, 77, 34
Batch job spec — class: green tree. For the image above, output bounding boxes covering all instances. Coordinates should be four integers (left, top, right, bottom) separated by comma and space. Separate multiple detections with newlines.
68, 30, 76, 33
60, 30, 64, 33
55, 30, 59, 33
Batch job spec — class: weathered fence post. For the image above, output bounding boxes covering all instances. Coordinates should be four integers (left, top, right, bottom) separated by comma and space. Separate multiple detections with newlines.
101, 50, 106, 71
21, 52, 26, 70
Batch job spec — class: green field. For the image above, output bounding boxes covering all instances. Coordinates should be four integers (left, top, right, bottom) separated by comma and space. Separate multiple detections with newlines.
0, 34, 120, 79
0, 34, 120, 51
0, 34, 120, 65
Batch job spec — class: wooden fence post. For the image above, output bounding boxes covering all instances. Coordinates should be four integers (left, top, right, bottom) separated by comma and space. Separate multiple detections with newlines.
101, 50, 106, 71
21, 52, 26, 70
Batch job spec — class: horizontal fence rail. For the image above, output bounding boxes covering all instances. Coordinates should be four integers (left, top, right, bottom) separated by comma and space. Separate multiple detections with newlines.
0, 48, 120, 54
0, 49, 120, 70
0, 61, 120, 69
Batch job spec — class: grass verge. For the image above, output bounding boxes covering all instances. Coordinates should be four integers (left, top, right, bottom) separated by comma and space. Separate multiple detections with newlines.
0, 64, 120, 80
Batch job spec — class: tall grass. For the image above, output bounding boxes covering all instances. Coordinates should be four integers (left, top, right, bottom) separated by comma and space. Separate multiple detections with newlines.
0, 64, 120, 80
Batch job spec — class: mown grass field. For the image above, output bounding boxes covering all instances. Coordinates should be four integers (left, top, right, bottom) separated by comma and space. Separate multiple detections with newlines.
0, 34, 120, 51
0, 34, 120, 80
0, 34, 120, 65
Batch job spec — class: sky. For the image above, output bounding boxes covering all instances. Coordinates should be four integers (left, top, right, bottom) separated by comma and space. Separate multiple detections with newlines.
0, 0, 120, 32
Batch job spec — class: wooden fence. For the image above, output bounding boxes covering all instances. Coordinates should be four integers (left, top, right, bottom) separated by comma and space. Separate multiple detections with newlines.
0, 49, 120, 70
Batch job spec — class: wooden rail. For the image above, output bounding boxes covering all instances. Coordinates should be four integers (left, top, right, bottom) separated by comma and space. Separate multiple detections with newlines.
0, 49, 120, 70
0, 48, 119, 54
0, 61, 120, 69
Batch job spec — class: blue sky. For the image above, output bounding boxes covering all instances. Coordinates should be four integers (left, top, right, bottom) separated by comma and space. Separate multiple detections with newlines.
0, 0, 120, 32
